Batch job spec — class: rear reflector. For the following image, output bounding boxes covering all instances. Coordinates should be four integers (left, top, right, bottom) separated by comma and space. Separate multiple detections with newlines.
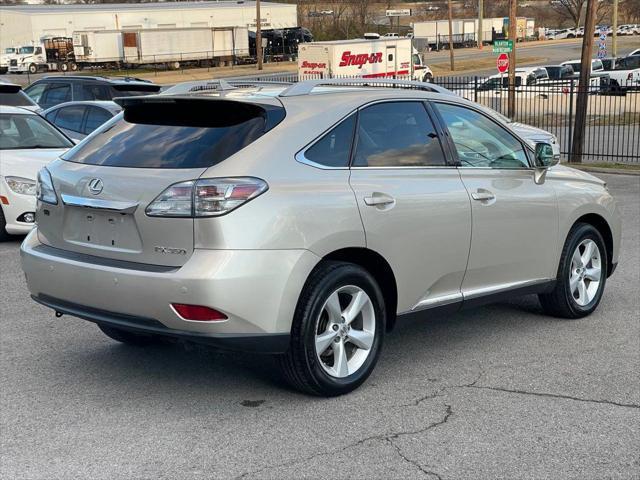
0, 196, 8, 205
171, 304, 228, 322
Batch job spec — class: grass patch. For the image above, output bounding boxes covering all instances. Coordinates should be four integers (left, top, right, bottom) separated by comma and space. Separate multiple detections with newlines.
431, 56, 545, 75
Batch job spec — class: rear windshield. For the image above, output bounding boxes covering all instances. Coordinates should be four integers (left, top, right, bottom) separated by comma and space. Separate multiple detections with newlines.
0, 91, 36, 107
61, 99, 283, 168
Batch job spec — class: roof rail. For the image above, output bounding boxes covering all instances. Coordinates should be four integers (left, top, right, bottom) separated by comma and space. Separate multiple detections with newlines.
160, 79, 237, 95
160, 78, 295, 95
279, 78, 455, 97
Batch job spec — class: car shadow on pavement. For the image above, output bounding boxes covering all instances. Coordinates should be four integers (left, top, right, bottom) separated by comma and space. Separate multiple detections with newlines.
52, 293, 559, 400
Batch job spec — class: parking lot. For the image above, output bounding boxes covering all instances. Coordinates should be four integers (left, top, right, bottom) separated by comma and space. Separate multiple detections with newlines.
1, 172, 638, 479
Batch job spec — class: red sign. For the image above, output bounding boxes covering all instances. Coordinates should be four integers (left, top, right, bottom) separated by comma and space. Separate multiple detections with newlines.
497, 53, 509, 74
339, 51, 383, 69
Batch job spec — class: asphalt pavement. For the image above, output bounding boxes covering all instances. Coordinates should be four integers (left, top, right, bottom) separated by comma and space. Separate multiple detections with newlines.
0, 173, 639, 479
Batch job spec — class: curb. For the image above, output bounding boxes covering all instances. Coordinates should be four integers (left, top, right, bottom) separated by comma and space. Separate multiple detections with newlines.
568, 165, 640, 176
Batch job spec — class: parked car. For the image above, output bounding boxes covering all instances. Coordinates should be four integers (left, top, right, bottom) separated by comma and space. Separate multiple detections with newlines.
629, 49, 640, 57
547, 28, 577, 40
0, 106, 73, 240
561, 58, 604, 73
23, 76, 160, 110
0, 81, 41, 112
542, 64, 575, 80
21, 79, 621, 396
43, 101, 122, 142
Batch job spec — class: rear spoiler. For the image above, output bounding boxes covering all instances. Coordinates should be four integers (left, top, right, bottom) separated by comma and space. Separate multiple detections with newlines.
112, 83, 161, 93
113, 95, 285, 129
0, 83, 22, 94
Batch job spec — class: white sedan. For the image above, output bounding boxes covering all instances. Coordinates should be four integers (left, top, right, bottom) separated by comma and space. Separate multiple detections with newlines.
0, 106, 73, 240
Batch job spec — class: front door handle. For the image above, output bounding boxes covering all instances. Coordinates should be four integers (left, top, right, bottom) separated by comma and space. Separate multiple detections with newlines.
471, 190, 496, 202
364, 193, 395, 207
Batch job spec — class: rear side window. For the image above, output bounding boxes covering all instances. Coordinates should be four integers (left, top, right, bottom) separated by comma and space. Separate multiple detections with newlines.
81, 84, 111, 101
54, 105, 86, 133
304, 115, 355, 167
84, 106, 113, 134
62, 100, 283, 169
353, 102, 446, 167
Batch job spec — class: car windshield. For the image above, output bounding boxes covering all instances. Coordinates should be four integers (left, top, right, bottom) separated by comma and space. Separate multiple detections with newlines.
0, 113, 73, 150
18, 46, 34, 54
545, 66, 563, 79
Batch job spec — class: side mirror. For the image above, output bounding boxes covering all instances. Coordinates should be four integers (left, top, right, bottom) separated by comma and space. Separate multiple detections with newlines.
535, 142, 559, 168
534, 142, 559, 184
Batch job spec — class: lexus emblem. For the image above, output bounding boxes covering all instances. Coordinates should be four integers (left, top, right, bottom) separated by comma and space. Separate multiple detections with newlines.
88, 178, 104, 195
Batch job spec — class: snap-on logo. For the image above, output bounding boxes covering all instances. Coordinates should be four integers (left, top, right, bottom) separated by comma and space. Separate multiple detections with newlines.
339, 51, 383, 69
300, 61, 327, 70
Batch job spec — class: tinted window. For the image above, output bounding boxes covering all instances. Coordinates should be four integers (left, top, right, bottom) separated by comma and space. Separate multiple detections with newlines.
435, 103, 529, 169
353, 102, 446, 167
0, 113, 73, 150
304, 115, 355, 167
62, 101, 275, 169
84, 106, 113, 134
81, 84, 111, 101
41, 84, 71, 107
54, 106, 86, 133
24, 83, 47, 103
0, 91, 36, 107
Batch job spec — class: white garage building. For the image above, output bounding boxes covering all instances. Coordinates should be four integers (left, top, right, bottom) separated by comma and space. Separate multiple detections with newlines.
0, 1, 298, 49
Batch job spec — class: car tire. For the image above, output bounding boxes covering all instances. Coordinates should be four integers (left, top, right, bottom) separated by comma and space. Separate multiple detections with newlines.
0, 207, 12, 242
98, 324, 162, 346
279, 261, 386, 396
539, 223, 607, 319
28, 63, 37, 74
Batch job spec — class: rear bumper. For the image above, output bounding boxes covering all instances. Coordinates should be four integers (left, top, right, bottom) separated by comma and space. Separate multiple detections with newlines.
21, 229, 321, 347
32, 294, 290, 353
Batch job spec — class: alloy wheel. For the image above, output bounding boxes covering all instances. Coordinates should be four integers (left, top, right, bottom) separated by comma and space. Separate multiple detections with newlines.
569, 239, 602, 306
314, 285, 376, 378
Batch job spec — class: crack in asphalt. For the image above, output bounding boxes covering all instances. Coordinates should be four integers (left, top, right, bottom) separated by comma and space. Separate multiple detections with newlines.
235, 403, 453, 479
464, 385, 640, 409
385, 438, 442, 479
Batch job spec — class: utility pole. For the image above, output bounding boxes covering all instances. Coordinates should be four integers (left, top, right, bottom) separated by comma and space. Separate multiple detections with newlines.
447, 0, 455, 71
478, 0, 484, 49
612, 0, 619, 57
507, 0, 516, 118
256, 0, 263, 70
571, 0, 598, 163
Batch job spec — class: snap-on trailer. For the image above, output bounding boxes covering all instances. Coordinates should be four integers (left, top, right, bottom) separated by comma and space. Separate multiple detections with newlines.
298, 37, 430, 82
72, 26, 250, 69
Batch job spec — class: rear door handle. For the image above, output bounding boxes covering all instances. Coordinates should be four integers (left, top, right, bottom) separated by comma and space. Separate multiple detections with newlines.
364, 193, 395, 207
471, 191, 496, 202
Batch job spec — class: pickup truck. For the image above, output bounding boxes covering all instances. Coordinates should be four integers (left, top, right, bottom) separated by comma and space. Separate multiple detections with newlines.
605, 55, 640, 91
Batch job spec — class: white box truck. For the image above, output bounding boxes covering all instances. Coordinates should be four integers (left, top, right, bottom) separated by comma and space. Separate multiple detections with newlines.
73, 27, 250, 69
298, 36, 432, 82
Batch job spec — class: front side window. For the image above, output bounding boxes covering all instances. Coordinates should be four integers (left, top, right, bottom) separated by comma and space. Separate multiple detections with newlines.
0, 113, 73, 150
304, 114, 355, 168
434, 103, 529, 169
24, 83, 48, 103
353, 102, 446, 167
41, 84, 71, 107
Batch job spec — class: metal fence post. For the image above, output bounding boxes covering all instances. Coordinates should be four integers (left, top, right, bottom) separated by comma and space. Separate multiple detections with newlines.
568, 78, 575, 161
474, 76, 478, 103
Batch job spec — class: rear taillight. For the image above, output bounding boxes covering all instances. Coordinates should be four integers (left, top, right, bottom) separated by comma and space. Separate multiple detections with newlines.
36, 168, 58, 205
171, 304, 228, 322
146, 177, 267, 218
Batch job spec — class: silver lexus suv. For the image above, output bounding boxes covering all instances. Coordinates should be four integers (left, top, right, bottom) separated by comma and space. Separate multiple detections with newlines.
21, 79, 621, 396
